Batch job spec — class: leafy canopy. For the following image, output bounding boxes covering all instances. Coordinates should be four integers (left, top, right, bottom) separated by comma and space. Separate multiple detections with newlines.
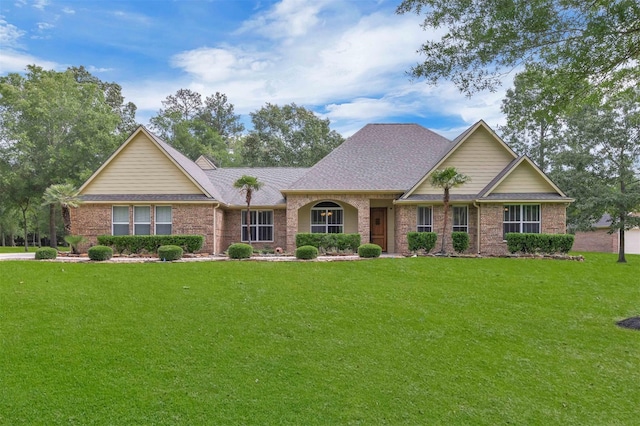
397, 0, 640, 102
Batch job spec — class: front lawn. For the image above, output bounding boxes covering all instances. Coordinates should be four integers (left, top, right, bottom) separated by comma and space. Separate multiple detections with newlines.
1, 254, 638, 424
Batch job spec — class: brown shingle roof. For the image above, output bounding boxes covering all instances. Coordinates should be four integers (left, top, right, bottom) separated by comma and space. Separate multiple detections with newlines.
286, 123, 453, 191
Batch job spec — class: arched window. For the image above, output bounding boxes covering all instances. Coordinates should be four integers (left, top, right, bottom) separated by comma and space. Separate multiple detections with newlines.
311, 201, 343, 233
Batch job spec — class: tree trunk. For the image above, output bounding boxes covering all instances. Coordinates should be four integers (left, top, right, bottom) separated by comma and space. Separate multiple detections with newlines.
617, 180, 626, 263
21, 206, 28, 252
246, 203, 252, 245
49, 203, 57, 248
440, 189, 450, 253
62, 206, 72, 235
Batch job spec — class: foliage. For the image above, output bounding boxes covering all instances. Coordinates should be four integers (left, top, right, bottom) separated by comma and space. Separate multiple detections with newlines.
42, 183, 83, 240
295, 245, 319, 260
227, 243, 253, 259
233, 175, 263, 245
407, 232, 437, 252
0, 65, 126, 250
1, 255, 639, 424
242, 103, 344, 167
397, 0, 640, 103
149, 89, 243, 164
295, 233, 361, 252
358, 243, 382, 258
97, 235, 203, 254
451, 232, 470, 253
64, 235, 87, 255
34, 247, 57, 260
157, 245, 183, 261
506, 233, 574, 254
430, 167, 470, 253
88, 245, 113, 261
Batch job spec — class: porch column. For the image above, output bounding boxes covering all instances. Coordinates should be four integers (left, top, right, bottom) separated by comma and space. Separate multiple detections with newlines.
358, 198, 371, 244
286, 201, 299, 254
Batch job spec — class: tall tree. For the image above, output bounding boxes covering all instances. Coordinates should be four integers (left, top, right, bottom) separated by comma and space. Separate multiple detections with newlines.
150, 89, 237, 164
430, 167, 470, 254
233, 175, 263, 246
0, 65, 125, 248
397, 0, 640, 104
244, 103, 344, 167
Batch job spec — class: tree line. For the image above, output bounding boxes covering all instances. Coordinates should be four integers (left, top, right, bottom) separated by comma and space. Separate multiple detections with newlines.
0, 65, 344, 249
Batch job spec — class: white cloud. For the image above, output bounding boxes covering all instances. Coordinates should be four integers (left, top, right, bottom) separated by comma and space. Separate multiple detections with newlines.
33, 0, 49, 11
0, 48, 59, 74
0, 18, 25, 48
36, 21, 54, 31
62, 7, 75, 14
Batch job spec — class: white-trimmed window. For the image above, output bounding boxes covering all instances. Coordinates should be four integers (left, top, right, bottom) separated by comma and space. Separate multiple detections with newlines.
453, 206, 468, 232
417, 206, 433, 232
134, 206, 151, 235
311, 201, 343, 233
242, 210, 273, 242
112, 206, 129, 236
155, 206, 172, 235
503, 204, 540, 238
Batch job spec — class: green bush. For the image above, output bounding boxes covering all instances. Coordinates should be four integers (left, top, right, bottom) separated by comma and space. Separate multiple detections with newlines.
157, 245, 183, 261
451, 232, 470, 253
295, 233, 361, 252
358, 243, 382, 258
228, 243, 253, 259
64, 235, 87, 254
506, 233, 575, 254
295, 245, 318, 260
97, 235, 203, 254
407, 232, 437, 252
88, 245, 113, 261
35, 247, 57, 260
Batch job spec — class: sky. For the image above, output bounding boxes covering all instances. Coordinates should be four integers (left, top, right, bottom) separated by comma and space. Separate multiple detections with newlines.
0, 0, 515, 139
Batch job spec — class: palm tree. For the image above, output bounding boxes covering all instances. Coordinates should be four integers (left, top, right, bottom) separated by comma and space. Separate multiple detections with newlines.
430, 167, 470, 254
42, 183, 83, 247
233, 175, 263, 245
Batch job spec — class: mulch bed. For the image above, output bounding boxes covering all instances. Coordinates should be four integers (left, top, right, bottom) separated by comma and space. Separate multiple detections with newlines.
616, 317, 640, 331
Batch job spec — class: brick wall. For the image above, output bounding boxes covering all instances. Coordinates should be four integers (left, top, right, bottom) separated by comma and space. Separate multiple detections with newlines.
71, 203, 216, 253
573, 229, 617, 253
219, 208, 287, 253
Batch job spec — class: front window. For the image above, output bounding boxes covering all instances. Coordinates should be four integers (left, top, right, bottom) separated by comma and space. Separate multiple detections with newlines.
242, 210, 273, 242
417, 206, 432, 232
134, 206, 151, 235
311, 201, 343, 233
503, 204, 540, 238
112, 206, 129, 235
155, 206, 172, 235
453, 206, 468, 232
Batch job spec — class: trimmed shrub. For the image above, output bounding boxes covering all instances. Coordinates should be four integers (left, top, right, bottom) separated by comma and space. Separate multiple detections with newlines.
295, 245, 318, 260
88, 245, 113, 261
358, 243, 382, 258
506, 233, 575, 254
64, 235, 87, 254
157, 245, 183, 261
407, 232, 437, 252
451, 232, 470, 253
228, 243, 253, 259
295, 233, 360, 252
35, 247, 57, 260
97, 235, 203, 254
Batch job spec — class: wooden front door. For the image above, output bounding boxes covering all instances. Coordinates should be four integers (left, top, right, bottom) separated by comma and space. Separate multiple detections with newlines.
370, 208, 387, 252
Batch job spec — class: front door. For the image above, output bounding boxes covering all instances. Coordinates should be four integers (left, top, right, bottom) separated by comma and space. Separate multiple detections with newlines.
370, 208, 387, 252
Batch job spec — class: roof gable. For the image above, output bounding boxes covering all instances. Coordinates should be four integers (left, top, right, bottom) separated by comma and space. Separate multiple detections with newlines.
80, 126, 218, 199
403, 121, 518, 198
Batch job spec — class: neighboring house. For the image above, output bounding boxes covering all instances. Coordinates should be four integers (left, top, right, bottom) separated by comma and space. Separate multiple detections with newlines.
72, 121, 573, 255
573, 214, 640, 254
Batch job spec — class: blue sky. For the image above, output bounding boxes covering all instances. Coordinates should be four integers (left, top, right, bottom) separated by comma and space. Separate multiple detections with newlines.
0, 0, 513, 138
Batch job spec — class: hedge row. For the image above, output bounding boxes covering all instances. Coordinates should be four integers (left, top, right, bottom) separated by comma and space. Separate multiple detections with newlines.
295, 233, 361, 252
506, 233, 574, 254
97, 235, 203, 254
407, 232, 437, 252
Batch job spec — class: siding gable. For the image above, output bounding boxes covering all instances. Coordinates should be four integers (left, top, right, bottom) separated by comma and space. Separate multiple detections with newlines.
412, 125, 517, 195
82, 132, 205, 195
492, 160, 557, 194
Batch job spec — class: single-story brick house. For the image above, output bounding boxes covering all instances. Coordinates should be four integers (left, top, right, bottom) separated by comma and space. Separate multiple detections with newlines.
573, 214, 640, 254
72, 121, 573, 255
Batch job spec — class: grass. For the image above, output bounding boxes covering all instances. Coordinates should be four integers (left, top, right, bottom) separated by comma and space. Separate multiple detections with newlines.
0, 246, 69, 253
1, 253, 638, 425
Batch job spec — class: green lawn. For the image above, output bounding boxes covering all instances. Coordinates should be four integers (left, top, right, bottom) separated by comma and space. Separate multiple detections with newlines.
1, 254, 638, 425
0, 246, 69, 253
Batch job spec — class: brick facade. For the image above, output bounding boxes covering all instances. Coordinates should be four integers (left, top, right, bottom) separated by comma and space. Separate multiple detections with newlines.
219, 208, 287, 253
71, 203, 216, 253
573, 229, 617, 253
